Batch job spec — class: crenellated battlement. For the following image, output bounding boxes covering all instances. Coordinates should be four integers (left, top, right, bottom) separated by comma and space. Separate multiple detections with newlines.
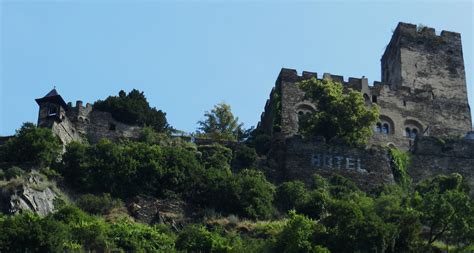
261, 22, 471, 148
276, 68, 395, 92
393, 22, 461, 41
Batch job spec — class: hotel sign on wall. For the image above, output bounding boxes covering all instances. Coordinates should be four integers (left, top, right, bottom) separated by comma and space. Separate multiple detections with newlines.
311, 153, 367, 173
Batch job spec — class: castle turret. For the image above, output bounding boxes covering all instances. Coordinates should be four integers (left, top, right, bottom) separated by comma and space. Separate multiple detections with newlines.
35, 88, 68, 127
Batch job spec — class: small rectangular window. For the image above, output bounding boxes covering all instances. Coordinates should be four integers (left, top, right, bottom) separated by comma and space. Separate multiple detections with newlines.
372, 95, 377, 103
48, 106, 58, 116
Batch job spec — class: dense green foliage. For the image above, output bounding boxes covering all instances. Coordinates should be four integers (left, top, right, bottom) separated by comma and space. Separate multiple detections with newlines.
390, 148, 412, 190
76, 193, 123, 215
2, 120, 474, 252
94, 89, 169, 132
0, 206, 175, 252
1, 171, 473, 252
61, 139, 204, 198
59, 138, 273, 219
197, 103, 244, 141
298, 78, 380, 145
0, 122, 61, 166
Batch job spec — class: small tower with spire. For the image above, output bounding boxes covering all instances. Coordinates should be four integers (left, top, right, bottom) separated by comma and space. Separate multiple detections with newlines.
35, 88, 68, 128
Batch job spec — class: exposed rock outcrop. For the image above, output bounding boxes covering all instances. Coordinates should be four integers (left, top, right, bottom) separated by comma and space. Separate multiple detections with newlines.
128, 195, 186, 231
0, 172, 59, 217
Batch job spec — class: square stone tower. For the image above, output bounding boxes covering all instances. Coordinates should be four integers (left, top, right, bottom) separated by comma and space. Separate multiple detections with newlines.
382, 23, 468, 99
381, 22, 471, 135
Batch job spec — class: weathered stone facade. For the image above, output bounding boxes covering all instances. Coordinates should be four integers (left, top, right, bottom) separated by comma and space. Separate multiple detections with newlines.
283, 136, 394, 191
258, 22, 474, 190
36, 90, 141, 145
258, 22, 472, 150
410, 137, 474, 193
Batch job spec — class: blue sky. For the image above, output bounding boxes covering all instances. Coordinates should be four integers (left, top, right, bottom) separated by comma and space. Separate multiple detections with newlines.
1, 0, 473, 135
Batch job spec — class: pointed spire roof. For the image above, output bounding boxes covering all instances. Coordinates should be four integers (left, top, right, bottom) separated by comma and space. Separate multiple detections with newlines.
35, 88, 68, 108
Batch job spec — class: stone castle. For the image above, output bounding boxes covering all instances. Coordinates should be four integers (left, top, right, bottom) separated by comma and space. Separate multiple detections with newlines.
35, 89, 141, 145
31, 22, 474, 192
255, 22, 474, 192
258, 22, 472, 151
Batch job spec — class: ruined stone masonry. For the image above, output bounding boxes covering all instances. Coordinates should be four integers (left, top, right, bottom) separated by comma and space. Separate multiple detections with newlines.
30, 22, 474, 192
257, 22, 474, 191
35, 89, 141, 145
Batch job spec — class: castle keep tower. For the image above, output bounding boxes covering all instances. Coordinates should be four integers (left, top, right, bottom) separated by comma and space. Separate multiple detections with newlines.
258, 22, 472, 150
381, 22, 471, 137
382, 23, 468, 99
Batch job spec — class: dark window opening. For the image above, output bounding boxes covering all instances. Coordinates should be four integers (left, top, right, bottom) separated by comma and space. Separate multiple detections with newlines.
48, 105, 58, 116
405, 128, 418, 138
403, 100, 406, 106
298, 111, 304, 116
372, 95, 377, 103
109, 123, 116, 131
382, 123, 390, 134
412, 129, 418, 138
376, 123, 382, 133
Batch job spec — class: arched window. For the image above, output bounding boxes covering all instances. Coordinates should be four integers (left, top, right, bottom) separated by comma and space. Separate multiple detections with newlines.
375, 122, 390, 135
405, 128, 418, 138
382, 123, 389, 134
404, 119, 423, 139
376, 123, 382, 133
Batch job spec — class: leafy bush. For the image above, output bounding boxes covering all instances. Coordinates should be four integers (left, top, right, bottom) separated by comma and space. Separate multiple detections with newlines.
276, 181, 310, 212
110, 220, 176, 252
176, 225, 232, 253
232, 144, 258, 171
198, 144, 233, 170
275, 211, 329, 253
94, 89, 169, 132
76, 193, 123, 215
60, 140, 204, 199
229, 169, 276, 219
0, 122, 61, 166
4, 166, 25, 180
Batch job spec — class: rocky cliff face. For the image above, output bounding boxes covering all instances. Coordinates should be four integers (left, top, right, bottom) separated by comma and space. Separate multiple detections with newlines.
0, 172, 60, 217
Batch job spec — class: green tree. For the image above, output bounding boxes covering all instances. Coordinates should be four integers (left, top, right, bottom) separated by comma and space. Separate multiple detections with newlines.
414, 173, 474, 248
197, 103, 243, 141
230, 169, 276, 219
176, 225, 232, 253
275, 211, 330, 253
110, 220, 176, 252
94, 89, 169, 132
0, 122, 61, 166
298, 78, 379, 145
60, 140, 204, 199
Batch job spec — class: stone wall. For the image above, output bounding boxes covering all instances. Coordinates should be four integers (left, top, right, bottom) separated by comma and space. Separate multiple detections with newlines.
257, 23, 472, 151
410, 137, 474, 193
281, 136, 394, 191
39, 101, 142, 145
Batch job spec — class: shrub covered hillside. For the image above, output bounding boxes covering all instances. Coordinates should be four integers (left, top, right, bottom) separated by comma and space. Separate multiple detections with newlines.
0, 91, 473, 252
